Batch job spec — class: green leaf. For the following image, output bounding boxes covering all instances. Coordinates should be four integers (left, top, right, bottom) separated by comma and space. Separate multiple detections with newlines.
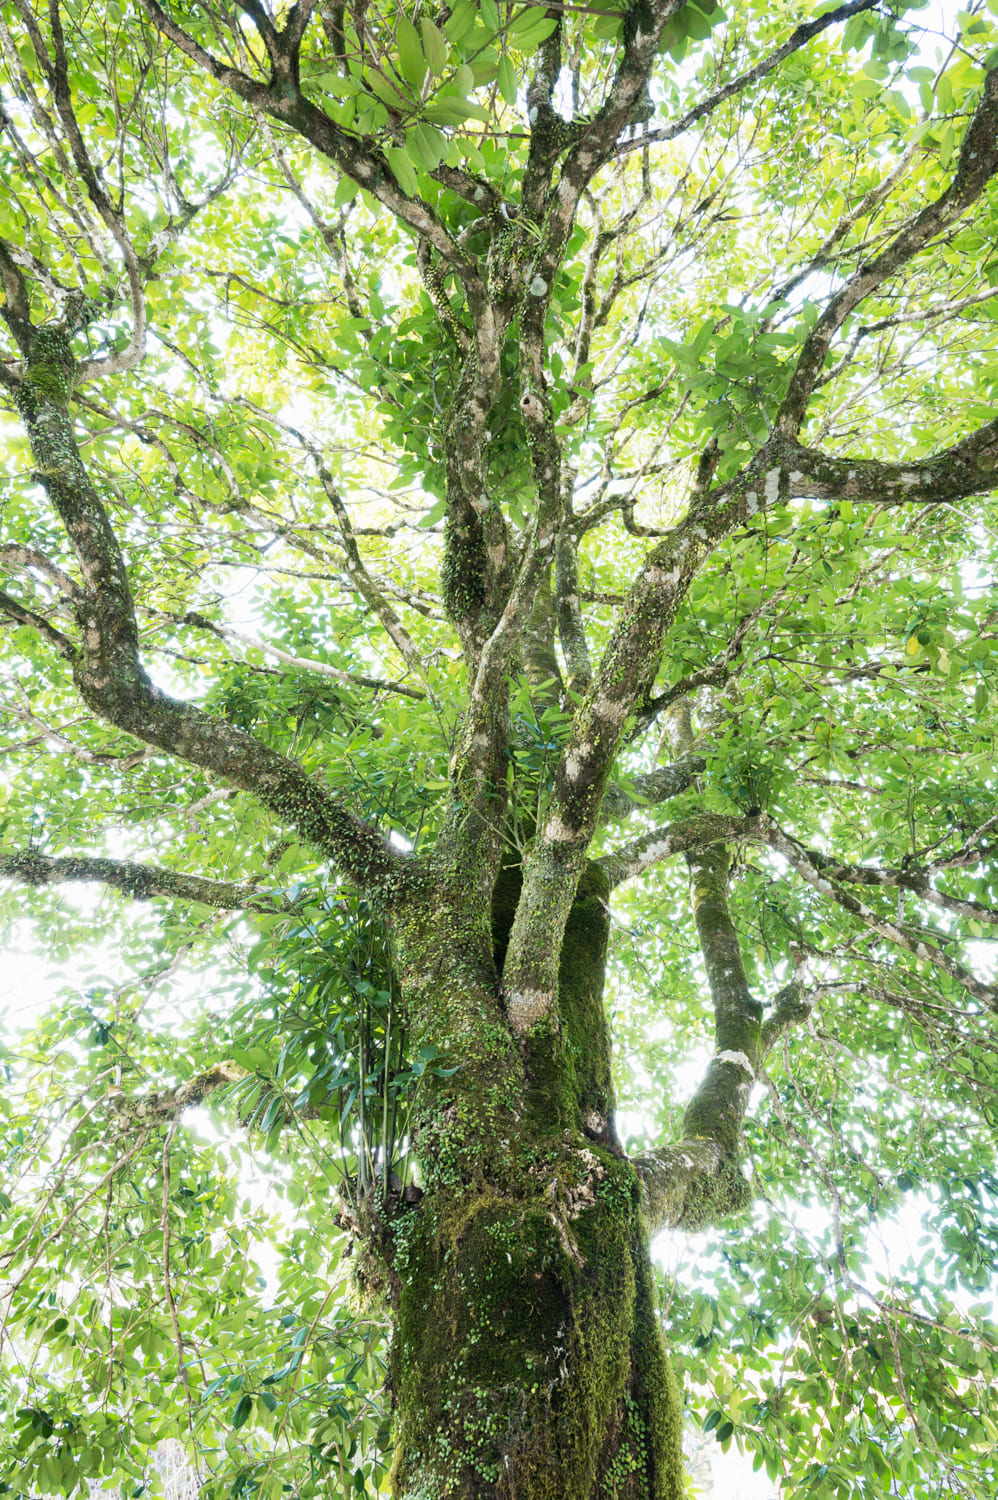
468, 52, 499, 86
395, 17, 427, 93
444, 0, 478, 45
365, 68, 410, 112
232, 1395, 254, 1430
498, 54, 518, 107
419, 497, 447, 527
384, 145, 420, 197
425, 97, 492, 126
851, 78, 882, 100
938, 122, 956, 170
334, 176, 359, 209
315, 72, 362, 98
453, 63, 475, 94
406, 123, 447, 172
508, 8, 559, 46
420, 17, 449, 75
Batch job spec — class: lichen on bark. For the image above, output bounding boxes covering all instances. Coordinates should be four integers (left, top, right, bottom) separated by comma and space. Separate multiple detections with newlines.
382, 860, 684, 1500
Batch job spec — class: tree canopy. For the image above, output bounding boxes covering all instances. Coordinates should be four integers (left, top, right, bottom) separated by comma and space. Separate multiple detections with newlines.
1, 1, 997, 1497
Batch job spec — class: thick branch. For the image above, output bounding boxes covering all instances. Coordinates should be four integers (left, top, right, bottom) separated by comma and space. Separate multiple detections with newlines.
760, 975, 816, 1052
599, 800, 998, 1004
137, 0, 476, 282
504, 350, 998, 1027
0, 542, 82, 597
797, 854, 998, 929
599, 753, 706, 823
461, 415, 562, 727
541, 0, 689, 256
680, 844, 763, 1152
633, 1138, 748, 1234
513, 0, 688, 456
441, 305, 514, 672
520, 572, 565, 712
0, 236, 31, 328
0, 848, 301, 913
280, 0, 318, 61
10, 329, 407, 901
233, 0, 280, 67
554, 522, 592, 694
635, 860, 814, 1236
635, 792, 759, 1233
776, 425, 998, 509
503, 515, 722, 1028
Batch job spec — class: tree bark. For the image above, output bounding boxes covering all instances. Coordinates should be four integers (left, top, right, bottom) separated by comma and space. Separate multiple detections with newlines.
378, 863, 685, 1499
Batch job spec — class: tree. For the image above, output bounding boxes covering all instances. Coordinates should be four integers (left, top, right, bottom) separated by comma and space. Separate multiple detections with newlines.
0, 0, 997, 1495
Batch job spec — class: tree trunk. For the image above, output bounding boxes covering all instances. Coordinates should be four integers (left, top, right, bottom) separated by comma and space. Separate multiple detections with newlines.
383, 863, 685, 1500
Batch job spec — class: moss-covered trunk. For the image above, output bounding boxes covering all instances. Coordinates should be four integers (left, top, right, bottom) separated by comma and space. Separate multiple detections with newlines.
384, 864, 684, 1500
388, 1159, 682, 1500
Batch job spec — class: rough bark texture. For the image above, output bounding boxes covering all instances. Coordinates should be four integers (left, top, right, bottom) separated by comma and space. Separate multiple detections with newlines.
380, 864, 684, 1500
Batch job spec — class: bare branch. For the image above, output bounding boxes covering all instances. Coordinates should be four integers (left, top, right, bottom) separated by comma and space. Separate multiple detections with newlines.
0, 586, 78, 657
795, 853, 998, 929
232, 0, 280, 66
599, 803, 998, 1007
612, 0, 880, 163
42, 0, 148, 379
0, 1130, 153, 1297
777, 68, 998, 436
313, 466, 441, 703
0, 848, 305, 913
0, 691, 153, 767
136, 0, 477, 283
0, 542, 82, 597
176, 610, 426, 702
760, 818, 998, 1012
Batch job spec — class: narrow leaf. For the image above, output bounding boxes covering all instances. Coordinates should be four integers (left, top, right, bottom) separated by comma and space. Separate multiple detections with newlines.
498, 54, 518, 107
420, 17, 449, 75
232, 1395, 254, 1430
385, 146, 420, 198
395, 17, 427, 93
